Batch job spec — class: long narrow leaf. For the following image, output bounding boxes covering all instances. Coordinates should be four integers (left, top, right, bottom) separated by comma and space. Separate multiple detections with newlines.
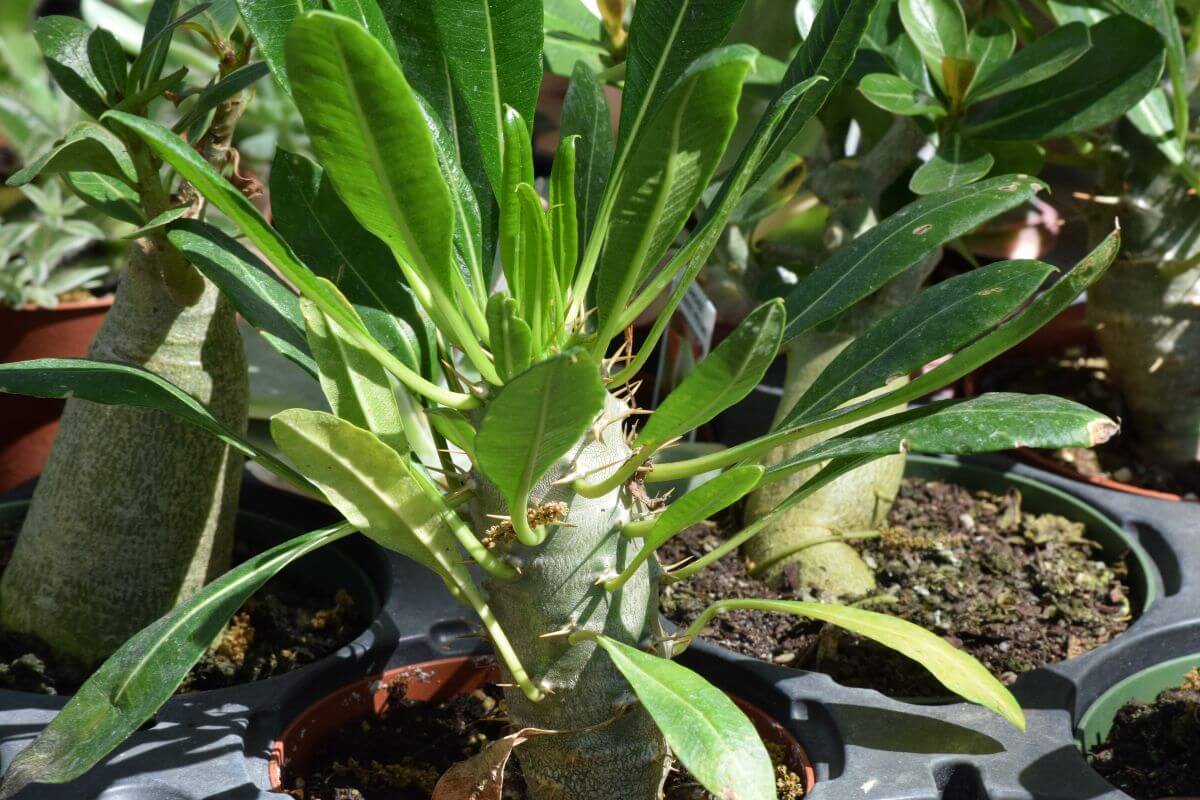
0, 522, 355, 799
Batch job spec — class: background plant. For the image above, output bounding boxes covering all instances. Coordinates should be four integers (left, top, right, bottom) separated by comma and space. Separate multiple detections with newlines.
0, 0, 270, 669
0, 1, 1123, 798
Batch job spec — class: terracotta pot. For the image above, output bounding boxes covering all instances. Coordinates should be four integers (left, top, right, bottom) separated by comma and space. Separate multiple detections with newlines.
269, 655, 816, 795
962, 304, 1188, 502
0, 294, 113, 492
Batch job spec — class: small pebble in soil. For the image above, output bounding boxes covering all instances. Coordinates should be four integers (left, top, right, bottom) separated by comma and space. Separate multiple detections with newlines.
660, 478, 1132, 697
1089, 668, 1200, 799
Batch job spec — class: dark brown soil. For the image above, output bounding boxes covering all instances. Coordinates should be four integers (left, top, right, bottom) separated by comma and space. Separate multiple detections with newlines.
283, 679, 805, 800
1089, 668, 1200, 799
660, 478, 1133, 697
975, 347, 1200, 498
0, 522, 363, 695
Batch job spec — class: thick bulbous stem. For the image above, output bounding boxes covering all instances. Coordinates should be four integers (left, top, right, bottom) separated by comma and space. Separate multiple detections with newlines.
473, 395, 669, 800
1089, 258, 1200, 466
743, 332, 901, 595
0, 239, 248, 666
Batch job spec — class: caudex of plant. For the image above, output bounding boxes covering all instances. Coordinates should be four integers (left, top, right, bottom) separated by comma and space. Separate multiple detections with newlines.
0, 1, 1123, 798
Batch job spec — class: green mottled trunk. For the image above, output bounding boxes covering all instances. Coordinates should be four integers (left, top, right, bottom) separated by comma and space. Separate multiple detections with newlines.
473, 395, 669, 800
1088, 177, 1200, 467
742, 332, 903, 595
0, 237, 248, 667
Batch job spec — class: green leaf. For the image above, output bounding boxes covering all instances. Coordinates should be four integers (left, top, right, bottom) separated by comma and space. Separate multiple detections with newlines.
499, 106, 536, 302
637, 300, 784, 449
103, 111, 465, 409
771, 231, 1122, 443
235, 0, 319, 93
781, 174, 1042, 343
0, 359, 311, 490
1126, 88, 1184, 165
858, 72, 944, 117
122, 204, 190, 239
550, 135, 579, 288
86, 26, 127, 104
33, 16, 110, 117
593, 636, 775, 800
426, 407, 477, 460
965, 17, 1014, 90
130, 0, 182, 92
559, 61, 614, 249
173, 61, 271, 137
0, 522, 354, 799
166, 219, 316, 376
269, 150, 432, 376
514, 183, 560, 353
909, 134, 994, 194
691, 601, 1024, 729
430, 0, 543, 193
285, 11, 490, 381
301, 291, 407, 454
325, 0, 401, 61
63, 171, 143, 226
7, 121, 136, 187
474, 349, 605, 543
618, 0, 748, 149
486, 294, 532, 381
898, 0, 967, 92
114, 66, 188, 114
754, 0, 881, 182
596, 46, 755, 329
269, 409, 462, 574
966, 21, 1090, 102
287, 12, 456, 303
1108, 0, 1189, 148
768, 393, 1117, 482
792, 258, 1053, 419
963, 16, 1165, 141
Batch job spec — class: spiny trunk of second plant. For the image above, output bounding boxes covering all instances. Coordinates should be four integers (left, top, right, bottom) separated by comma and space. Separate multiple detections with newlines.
476, 394, 669, 800
0, 237, 248, 667
742, 332, 903, 595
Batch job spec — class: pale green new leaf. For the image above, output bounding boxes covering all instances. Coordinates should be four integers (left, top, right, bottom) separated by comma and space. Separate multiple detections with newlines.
499, 106, 535, 301
596, 46, 755, 329
486, 294, 532, 381
594, 636, 775, 800
301, 291, 408, 454
270, 409, 460, 573
475, 350, 605, 542
325, 0, 401, 61
550, 135, 579, 287
909, 135, 993, 194
559, 62, 614, 248
0, 522, 354, 799
637, 300, 784, 449
286, 12, 455, 303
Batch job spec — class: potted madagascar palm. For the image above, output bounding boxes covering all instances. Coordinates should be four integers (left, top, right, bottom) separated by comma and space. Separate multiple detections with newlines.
0, 1, 1127, 796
